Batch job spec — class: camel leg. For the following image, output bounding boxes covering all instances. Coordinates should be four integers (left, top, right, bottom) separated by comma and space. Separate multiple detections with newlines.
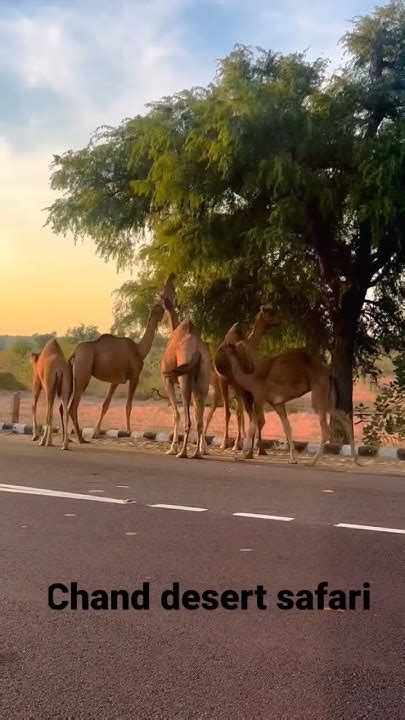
177, 378, 192, 459
93, 383, 119, 438
125, 378, 138, 435
232, 395, 245, 451
69, 363, 91, 444
203, 388, 220, 437
219, 379, 231, 450
191, 390, 206, 459
257, 412, 267, 456
306, 411, 330, 466
241, 395, 255, 459
32, 377, 42, 441
60, 400, 69, 450
239, 409, 258, 461
165, 379, 180, 455
273, 403, 298, 463
330, 408, 361, 465
40, 384, 55, 447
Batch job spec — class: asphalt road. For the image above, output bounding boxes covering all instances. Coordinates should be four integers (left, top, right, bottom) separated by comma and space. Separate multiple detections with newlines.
1, 435, 404, 719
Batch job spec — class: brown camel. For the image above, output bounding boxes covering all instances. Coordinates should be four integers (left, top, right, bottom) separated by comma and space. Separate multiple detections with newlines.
219, 343, 359, 465
68, 302, 164, 442
211, 306, 281, 454
30, 339, 73, 450
159, 279, 211, 459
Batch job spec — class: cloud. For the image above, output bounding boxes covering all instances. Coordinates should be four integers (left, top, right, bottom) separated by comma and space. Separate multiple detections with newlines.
0, 0, 210, 150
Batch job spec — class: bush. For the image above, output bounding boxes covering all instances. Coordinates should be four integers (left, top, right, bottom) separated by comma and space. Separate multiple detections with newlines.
363, 354, 405, 447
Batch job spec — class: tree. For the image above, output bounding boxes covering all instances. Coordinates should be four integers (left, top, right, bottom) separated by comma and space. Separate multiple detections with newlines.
65, 324, 100, 343
47, 3, 405, 437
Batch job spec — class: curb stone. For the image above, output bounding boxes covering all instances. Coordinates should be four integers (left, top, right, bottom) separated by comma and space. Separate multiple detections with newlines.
1, 424, 404, 460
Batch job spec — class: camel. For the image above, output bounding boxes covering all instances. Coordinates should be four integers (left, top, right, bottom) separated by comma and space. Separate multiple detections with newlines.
30, 339, 73, 450
211, 306, 281, 455
68, 302, 164, 442
219, 343, 359, 465
159, 277, 211, 459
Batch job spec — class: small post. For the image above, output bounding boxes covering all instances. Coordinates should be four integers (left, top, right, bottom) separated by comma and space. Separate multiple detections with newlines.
11, 392, 21, 423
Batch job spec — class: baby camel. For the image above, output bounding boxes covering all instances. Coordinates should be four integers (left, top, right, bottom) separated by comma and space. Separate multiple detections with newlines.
220, 344, 359, 465
30, 339, 73, 450
159, 281, 211, 459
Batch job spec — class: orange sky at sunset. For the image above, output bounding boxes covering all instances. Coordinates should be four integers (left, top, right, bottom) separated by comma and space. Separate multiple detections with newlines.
0, 141, 126, 335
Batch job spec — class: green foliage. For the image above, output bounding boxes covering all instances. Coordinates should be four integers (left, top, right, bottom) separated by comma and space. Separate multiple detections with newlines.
11, 338, 35, 356
363, 353, 405, 446
47, 4, 405, 392
66, 324, 100, 343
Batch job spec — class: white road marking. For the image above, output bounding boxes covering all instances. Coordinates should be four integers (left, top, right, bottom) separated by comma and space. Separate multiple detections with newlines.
65, 514, 76, 517
335, 523, 405, 535
0, 483, 131, 505
233, 512, 294, 521
240, 548, 253, 552
117, 485, 130, 489
88, 489, 105, 493
149, 503, 207, 512
125, 532, 137, 536
323, 490, 334, 493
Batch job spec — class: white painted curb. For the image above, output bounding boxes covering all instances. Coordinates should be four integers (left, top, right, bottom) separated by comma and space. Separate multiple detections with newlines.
131, 431, 144, 440
156, 432, 171, 442
105, 429, 120, 438
212, 436, 223, 447
307, 443, 321, 455
377, 447, 398, 459
12, 423, 27, 434
82, 427, 95, 439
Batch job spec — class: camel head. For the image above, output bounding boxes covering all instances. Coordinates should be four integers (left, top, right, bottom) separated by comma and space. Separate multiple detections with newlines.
149, 300, 165, 322
257, 305, 281, 330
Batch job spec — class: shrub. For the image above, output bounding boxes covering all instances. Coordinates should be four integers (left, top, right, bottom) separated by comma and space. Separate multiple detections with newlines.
363, 354, 405, 447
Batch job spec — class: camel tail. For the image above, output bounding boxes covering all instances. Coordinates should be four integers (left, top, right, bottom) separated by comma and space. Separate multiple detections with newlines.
163, 351, 201, 379
55, 370, 63, 399
328, 375, 339, 410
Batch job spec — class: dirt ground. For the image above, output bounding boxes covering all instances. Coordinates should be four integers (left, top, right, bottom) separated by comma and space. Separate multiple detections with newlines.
0, 385, 381, 443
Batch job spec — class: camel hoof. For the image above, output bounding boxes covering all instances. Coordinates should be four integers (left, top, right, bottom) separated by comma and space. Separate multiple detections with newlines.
166, 445, 179, 456
191, 451, 203, 459
219, 441, 229, 451
176, 451, 188, 459
32, 435, 39, 442
232, 441, 243, 452
61, 445, 69, 451
257, 448, 267, 456
79, 437, 90, 445
288, 459, 298, 465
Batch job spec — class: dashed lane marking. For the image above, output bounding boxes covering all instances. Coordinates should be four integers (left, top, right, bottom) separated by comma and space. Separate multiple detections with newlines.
233, 512, 295, 522
0, 483, 131, 505
335, 523, 405, 535
149, 503, 208, 512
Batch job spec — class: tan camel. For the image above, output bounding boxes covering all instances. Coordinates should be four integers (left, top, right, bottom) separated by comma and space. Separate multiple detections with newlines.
68, 302, 164, 442
159, 279, 211, 459
219, 343, 359, 465
30, 339, 73, 450
212, 306, 281, 454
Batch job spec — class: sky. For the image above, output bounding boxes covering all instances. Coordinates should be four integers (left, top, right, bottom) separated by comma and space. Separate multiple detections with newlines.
0, 0, 379, 335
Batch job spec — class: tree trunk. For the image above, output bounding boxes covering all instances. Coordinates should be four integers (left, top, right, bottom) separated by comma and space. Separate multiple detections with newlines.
330, 333, 355, 444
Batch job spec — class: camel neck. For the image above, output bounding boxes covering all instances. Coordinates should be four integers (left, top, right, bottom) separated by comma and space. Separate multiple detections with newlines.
166, 306, 180, 333
228, 352, 253, 393
136, 312, 160, 360
247, 318, 266, 349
